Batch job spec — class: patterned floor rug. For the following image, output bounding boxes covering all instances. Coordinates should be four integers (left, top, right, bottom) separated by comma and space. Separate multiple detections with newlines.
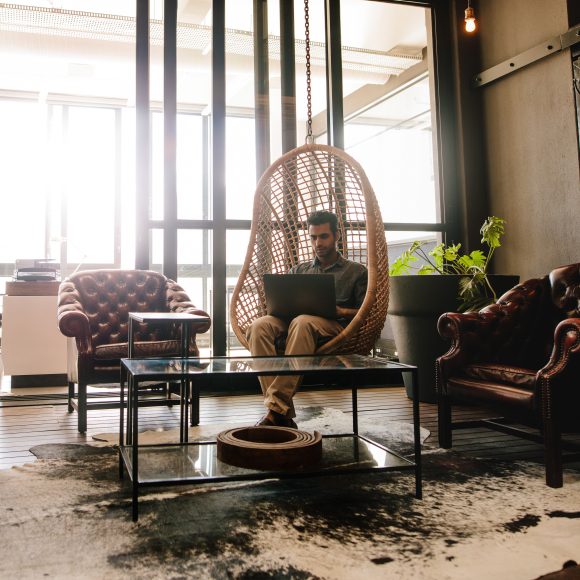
1, 408, 579, 579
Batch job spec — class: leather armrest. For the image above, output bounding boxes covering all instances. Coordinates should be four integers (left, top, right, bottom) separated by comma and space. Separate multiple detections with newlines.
165, 279, 211, 334
539, 318, 580, 382
535, 318, 580, 423
437, 311, 503, 381
57, 281, 92, 355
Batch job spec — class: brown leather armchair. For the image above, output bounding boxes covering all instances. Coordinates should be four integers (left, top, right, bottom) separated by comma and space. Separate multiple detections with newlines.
436, 263, 580, 488
57, 269, 210, 433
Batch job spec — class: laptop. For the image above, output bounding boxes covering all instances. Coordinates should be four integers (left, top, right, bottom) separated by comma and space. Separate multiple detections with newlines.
263, 274, 336, 320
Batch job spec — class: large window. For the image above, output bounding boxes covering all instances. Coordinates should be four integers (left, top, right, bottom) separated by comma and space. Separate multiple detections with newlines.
0, 0, 138, 291
0, 0, 449, 355
0, 100, 123, 285
344, 77, 437, 229
0, 100, 46, 271
225, 116, 257, 220
64, 106, 119, 264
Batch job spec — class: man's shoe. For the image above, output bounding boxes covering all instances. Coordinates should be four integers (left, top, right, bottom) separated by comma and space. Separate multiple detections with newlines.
255, 410, 297, 429
255, 413, 276, 427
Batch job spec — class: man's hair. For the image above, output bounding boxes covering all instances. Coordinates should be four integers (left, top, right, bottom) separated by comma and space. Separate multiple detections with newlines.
307, 210, 338, 235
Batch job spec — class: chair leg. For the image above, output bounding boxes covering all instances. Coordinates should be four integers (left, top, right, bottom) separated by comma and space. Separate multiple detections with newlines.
68, 381, 75, 413
166, 382, 179, 406
191, 383, 200, 427
544, 419, 563, 488
438, 394, 452, 449
78, 381, 87, 434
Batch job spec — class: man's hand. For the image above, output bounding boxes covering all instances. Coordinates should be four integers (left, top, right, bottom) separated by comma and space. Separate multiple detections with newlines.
336, 306, 359, 320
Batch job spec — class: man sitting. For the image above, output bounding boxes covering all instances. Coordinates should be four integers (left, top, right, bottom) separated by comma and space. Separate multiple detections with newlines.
247, 210, 368, 428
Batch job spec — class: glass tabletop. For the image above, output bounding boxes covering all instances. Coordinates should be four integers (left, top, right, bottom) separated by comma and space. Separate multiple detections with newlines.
121, 354, 415, 378
129, 312, 210, 323
121, 435, 413, 484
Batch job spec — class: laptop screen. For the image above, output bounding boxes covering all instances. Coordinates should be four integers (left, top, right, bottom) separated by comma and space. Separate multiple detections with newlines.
263, 274, 336, 320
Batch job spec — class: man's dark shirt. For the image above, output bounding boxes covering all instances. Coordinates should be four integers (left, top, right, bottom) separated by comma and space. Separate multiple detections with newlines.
289, 253, 368, 321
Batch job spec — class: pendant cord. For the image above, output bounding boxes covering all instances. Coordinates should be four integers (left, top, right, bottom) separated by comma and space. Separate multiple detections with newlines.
304, 0, 313, 143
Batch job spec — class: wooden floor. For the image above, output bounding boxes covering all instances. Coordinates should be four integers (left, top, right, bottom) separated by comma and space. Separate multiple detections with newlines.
0, 383, 562, 471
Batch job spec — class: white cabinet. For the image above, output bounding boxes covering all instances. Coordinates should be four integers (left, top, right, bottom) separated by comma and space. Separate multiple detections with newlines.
2, 283, 67, 385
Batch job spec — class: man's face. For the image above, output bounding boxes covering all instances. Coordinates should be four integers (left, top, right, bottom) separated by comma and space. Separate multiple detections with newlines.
309, 222, 337, 261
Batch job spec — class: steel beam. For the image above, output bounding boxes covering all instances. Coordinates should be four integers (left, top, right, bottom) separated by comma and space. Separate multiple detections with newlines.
473, 24, 580, 88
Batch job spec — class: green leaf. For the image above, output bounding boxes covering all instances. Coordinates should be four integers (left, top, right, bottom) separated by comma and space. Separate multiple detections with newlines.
456, 250, 486, 274
389, 240, 438, 275
388, 249, 418, 276
480, 216, 505, 249
418, 265, 436, 275
456, 260, 471, 275
457, 272, 494, 312
468, 250, 486, 269
442, 243, 461, 263
429, 243, 446, 269
409, 240, 427, 254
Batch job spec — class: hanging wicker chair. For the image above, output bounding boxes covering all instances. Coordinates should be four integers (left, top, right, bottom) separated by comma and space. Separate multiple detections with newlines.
230, 143, 389, 355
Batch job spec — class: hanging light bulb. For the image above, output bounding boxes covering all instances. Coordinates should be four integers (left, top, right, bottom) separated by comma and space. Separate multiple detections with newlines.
465, 0, 476, 33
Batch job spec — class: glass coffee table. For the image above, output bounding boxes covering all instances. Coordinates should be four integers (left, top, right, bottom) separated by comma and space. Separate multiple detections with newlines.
119, 354, 421, 521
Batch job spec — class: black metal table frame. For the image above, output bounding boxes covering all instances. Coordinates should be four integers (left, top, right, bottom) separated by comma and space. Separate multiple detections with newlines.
119, 356, 421, 522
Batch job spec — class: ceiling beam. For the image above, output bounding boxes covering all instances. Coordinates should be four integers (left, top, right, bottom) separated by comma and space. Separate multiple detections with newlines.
311, 48, 428, 137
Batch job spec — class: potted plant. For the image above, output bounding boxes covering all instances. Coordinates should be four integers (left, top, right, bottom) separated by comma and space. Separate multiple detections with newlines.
388, 216, 519, 402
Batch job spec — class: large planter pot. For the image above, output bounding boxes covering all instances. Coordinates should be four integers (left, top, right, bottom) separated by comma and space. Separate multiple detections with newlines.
388, 274, 520, 403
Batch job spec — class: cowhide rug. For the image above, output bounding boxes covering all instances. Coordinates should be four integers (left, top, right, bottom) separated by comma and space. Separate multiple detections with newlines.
1, 408, 579, 579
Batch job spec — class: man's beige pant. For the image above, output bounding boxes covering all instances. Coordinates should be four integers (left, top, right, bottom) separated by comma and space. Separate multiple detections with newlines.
246, 314, 343, 418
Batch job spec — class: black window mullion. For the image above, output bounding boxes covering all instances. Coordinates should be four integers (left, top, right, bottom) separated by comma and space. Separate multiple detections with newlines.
212, 0, 227, 356
280, 0, 297, 153
163, 0, 178, 281
324, 0, 344, 149
429, 0, 461, 243
254, 0, 271, 179
135, 0, 151, 269
202, 113, 210, 314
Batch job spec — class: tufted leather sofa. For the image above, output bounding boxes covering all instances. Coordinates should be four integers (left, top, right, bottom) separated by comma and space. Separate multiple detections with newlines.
57, 269, 210, 433
436, 263, 580, 487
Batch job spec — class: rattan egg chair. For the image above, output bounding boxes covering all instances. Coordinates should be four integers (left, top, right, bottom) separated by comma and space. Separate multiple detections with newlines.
230, 143, 389, 355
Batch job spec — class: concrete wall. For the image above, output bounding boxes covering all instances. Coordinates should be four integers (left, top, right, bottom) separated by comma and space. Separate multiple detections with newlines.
477, 0, 579, 281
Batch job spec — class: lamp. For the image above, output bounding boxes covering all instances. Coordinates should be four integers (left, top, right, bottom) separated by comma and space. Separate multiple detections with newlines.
464, 0, 476, 33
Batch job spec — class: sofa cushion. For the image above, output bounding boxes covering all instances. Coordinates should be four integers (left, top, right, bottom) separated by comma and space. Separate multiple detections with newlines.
95, 340, 186, 360
463, 363, 537, 389
447, 376, 535, 412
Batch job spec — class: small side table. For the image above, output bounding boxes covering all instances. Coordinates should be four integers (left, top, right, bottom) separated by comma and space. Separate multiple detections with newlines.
126, 312, 210, 432
127, 312, 210, 359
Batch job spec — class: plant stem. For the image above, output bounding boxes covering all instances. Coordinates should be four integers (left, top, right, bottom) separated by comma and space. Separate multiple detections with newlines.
483, 246, 495, 274
484, 274, 497, 303
417, 247, 445, 274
